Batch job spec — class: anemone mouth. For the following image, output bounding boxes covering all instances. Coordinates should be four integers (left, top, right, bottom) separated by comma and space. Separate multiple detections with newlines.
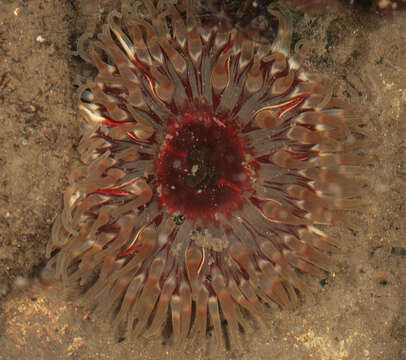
156, 110, 251, 221
46, 0, 367, 349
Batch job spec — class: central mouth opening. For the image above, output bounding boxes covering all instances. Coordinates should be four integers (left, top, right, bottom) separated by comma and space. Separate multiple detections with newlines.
184, 145, 221, 190
156, 112, 251, 221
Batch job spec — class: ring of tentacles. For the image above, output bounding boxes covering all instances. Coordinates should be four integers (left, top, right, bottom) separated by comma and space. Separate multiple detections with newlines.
46, 0, 365, 348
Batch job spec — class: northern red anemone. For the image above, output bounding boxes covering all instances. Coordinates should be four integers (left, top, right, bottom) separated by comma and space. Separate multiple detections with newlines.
46, 0, 366, 348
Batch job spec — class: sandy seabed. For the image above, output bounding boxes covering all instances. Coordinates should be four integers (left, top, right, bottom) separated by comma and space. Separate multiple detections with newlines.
0, 1, 405, 359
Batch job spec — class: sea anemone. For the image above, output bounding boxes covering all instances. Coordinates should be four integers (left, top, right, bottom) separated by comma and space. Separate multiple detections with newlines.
46, 0, 365, 348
